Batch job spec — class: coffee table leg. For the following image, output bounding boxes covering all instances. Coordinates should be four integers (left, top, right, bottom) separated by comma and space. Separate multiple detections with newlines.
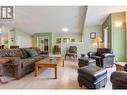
35, 65, 38, 77
0, 78, 8, 84
55, 66, 57, 79
62, 60, 64, 67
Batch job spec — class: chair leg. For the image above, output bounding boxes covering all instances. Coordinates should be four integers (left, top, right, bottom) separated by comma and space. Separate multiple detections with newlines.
73, 55, 75, 61
103, 85, 106, 87
75, 55, 77, 61
70, 56, 71, 60
79, 83, 82, 88
65, 55, 67, 60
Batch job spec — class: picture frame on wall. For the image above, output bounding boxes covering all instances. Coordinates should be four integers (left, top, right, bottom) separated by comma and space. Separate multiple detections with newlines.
63, 38, 70, 43
56, 38, 61, 44
90, 32, 96, 39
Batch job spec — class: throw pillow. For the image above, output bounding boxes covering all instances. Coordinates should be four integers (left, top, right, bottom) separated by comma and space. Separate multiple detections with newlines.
25, 48, 38, 57
20, 48, 30, 58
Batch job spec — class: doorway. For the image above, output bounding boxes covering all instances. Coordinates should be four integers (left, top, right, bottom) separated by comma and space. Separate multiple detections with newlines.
37, 37, 49, 51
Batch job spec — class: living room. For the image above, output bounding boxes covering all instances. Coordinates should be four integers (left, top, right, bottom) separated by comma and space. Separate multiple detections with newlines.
0, 0, 127, 94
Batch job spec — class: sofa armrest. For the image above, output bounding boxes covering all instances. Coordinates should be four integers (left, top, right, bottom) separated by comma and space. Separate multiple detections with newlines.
3, 57, 21, 65
101, 53, 115, 58
2, 59, 20, 79
90, 56, 101, 60
87, 51, 97, 58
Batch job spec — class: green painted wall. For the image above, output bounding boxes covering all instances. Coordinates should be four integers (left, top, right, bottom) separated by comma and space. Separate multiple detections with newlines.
102, 12, 126, 61
61, 42, 85, 58
33, 32, 82, 54
82, 25, 102, 52
111, 12, 126, 61
33, 32, 52, 53
125, 12, 127, 60
52, 33, 82, 45
52, 33, 84, 57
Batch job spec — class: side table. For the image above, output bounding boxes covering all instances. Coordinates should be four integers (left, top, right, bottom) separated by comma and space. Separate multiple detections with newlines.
0, 57, 10, 84
115, 62, 127, 71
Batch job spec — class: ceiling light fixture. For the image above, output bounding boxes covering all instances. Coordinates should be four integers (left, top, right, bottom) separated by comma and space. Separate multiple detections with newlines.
62, 28, 69, 32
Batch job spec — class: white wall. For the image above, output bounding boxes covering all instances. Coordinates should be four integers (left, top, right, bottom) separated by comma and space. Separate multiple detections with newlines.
16, 31, 32, 48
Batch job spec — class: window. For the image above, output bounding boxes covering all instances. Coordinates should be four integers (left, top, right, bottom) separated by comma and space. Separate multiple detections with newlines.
104, 27, 108, 48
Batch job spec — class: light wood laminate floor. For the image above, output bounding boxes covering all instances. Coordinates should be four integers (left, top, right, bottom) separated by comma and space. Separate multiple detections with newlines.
0, 60, 115, 89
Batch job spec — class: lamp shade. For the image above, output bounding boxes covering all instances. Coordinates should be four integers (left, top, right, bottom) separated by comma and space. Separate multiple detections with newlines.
97, 37, 102, 42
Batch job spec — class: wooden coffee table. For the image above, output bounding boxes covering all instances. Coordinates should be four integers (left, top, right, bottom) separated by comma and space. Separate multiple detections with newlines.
34, 57, 64, 79
115, 62, 127, 71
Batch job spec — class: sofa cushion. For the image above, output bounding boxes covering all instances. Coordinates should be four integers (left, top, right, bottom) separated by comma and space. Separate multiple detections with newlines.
0, 48, 23, 58
25, 48, 38, 57
20, 48, 30, 58
9, 48, 24, 58
0, 49, 10, 57
97, 48, 113, 56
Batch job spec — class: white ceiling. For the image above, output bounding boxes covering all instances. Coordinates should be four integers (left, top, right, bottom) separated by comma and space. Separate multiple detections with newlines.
2, 6, 127, 34
4, 6, 87, 34
85, 6, 127, 26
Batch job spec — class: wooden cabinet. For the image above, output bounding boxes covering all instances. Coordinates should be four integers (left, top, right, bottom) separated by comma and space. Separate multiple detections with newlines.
115, 62, 126, 71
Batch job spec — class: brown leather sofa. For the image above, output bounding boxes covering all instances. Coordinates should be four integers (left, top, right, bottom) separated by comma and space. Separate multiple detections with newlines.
0, 47, 49, 79
87, 48, 115, 68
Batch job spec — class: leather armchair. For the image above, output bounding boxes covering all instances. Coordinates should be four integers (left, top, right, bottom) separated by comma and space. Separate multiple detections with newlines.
87, 48, 115, 68
65, 46, 77, 61
110, 71, 127, 89
53, 45, 61, 54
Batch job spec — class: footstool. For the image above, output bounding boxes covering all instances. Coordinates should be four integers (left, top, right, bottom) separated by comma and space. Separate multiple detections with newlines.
78, 65, 107, 89
110, 71, 127, 89
78, 57, 96, 67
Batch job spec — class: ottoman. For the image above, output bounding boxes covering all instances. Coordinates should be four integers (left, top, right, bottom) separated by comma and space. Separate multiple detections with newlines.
78, 65, 107, 89
110, 71, 127, 89
78, 57, 96, 67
